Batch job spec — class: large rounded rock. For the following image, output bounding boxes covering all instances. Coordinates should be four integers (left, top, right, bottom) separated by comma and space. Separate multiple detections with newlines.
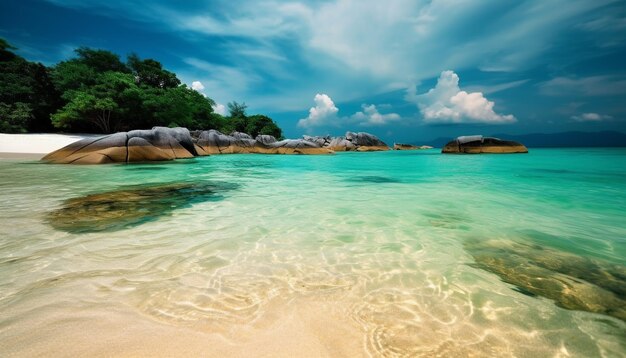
155, 126, 197, 156
255, 134, 278, 146
346, 131, 389, 151
42, 132, 128, 164
42, 127, 196, 164
127, 137, 176, 162
128, 127, 195, 159
303, 135, 330, 147
268, 139, 333, 155
442, 135, 528, 154
230, 131, 252, 140
328, 137, 356, 151
195, 130, 258, 154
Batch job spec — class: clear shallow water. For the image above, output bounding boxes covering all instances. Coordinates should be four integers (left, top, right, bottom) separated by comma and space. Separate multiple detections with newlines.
0, 149, 625, 356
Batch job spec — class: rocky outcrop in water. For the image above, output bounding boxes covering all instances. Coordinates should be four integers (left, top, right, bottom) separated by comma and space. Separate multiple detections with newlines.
42, 127, 197, 164
190, 130, 333, 155
304, 131, 390, 152
393, 143, 433, 150
442, 135, 528, 154
43, 128, 391, 164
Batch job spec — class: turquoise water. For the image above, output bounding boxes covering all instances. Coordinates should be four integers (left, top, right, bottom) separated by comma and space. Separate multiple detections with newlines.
0, 149, 625, 356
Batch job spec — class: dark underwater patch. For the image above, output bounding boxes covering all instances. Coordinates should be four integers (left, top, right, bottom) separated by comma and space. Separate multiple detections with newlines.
47, 181, 239, 233
465, 238, 626, 322
348, 175, 402, 184
125, 166, 169, 171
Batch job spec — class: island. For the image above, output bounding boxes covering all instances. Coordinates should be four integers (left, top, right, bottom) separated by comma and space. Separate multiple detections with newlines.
442, 135, 528, 154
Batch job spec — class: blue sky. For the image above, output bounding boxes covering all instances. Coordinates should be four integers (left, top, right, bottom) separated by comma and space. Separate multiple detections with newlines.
1, 0, 625, 142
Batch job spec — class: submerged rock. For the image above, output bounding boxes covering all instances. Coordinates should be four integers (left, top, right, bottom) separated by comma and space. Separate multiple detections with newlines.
442, 135, 528, 154
47, 181, 238, 233
465, 238, 626, 321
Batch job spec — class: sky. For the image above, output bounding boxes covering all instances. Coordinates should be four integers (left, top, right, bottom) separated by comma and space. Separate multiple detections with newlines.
1, 0, 625, 143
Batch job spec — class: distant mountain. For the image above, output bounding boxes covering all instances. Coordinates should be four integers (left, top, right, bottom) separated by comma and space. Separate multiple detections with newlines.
422, 131, 626, 148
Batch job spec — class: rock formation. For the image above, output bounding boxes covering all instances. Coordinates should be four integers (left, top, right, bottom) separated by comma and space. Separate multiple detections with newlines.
43, 128, 391, 164
305, 131, 390, 152
190, 130, 333, 155
393, 143, 433, 150
42, 127, 197, 164
442, 135, 528, 154
465, 238, 626, 322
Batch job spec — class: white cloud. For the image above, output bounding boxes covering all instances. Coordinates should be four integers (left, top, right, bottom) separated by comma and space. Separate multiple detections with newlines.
408, 70, 516, 124
351, 104, 400, 126
212, 103, 227, 116
571, 113, 613, 122
191, 80, 205, 91
297, 94, 401, 129
297, 94, 339, 128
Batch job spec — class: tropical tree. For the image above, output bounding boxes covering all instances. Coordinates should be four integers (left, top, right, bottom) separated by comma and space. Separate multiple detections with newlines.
227, 101, 247, 119
0, 40, 284, 135
127, 54, 180, 89
52, 72, 137, 133
0, 38, 60, 132
0, 103, 32, 133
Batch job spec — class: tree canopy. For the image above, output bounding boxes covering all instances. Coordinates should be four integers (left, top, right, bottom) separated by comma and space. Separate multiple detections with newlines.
0, 38, 283, 136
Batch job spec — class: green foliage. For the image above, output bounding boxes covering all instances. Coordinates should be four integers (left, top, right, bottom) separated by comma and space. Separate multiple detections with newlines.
0, 38, 283, 136
227, 101, 247, 119
0, 39, 60, 132
0, 38, 17, 61
127, 53, 180, 89
245, 114, 283, 138
222, 101, 282, 138
0, 102, 32, 133
74, 47, 129, 73
53, 72, 136, 133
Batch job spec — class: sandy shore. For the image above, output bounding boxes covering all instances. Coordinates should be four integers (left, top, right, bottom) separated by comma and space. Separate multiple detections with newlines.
0, 133, 99, 159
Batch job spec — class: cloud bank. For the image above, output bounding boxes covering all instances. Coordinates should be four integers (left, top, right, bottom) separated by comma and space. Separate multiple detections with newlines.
408, 71, 516, 124
298, 94, 401, 129
350, 104, 401, 126
571, 113, 613, 122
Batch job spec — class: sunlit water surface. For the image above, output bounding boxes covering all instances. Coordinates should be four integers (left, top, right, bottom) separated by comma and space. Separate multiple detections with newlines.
1, 149, 625, 357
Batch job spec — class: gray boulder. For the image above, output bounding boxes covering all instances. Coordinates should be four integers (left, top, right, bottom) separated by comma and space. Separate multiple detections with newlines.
255, 134, 278, 146
42, 127, 196, 164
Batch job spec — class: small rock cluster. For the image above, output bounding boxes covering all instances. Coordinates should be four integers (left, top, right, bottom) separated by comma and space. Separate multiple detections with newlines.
442, 135, 528, 154
393, 143, 433, 150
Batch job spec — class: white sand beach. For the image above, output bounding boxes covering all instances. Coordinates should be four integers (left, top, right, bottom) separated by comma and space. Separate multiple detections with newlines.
0, 133, 99, 159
